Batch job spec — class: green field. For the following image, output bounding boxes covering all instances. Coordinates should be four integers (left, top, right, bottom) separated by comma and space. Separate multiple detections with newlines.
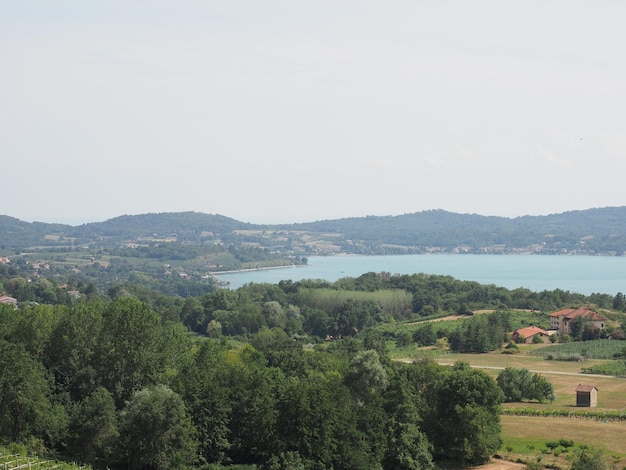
398, 344, 626, 467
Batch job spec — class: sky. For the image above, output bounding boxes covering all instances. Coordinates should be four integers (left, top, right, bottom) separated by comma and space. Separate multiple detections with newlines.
2, 1, 626, 225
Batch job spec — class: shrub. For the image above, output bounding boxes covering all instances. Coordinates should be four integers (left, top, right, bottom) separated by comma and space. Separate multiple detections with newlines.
546, 353, 582, 361
545, 441, 559, 450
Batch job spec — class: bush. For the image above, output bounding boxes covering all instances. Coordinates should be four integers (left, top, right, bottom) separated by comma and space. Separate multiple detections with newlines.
546, 353, 582, 361
545, 441, 560, 450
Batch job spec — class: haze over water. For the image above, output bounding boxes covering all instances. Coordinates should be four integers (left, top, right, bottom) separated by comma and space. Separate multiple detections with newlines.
216, 254, 626, 295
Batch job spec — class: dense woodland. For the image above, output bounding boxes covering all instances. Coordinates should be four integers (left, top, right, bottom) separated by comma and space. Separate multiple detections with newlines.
2, 268, 626, 469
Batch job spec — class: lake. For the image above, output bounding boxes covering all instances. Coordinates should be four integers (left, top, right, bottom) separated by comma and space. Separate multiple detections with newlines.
215, 254, 626, 295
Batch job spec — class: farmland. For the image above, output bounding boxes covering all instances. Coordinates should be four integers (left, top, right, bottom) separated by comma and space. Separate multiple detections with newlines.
397, 343, 626, 467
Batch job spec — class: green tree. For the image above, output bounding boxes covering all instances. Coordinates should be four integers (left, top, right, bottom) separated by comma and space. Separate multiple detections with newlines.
276, 374, 375, 469
571, 446, 609, 470
176, 340, 231, 464
70, 387, 120, 468
413, 323, 436, 346
496, 367, 555, 403
265, 451, 307, 470
226, 349, 280, 463
332, 298, 381, 336
382, 372, 434, 470
96, 298, 165, 406
180, 297, 205, 333
496, 367, 530, 402
362, 329, 388, 357
0, 340, 52, 443
345, 350, 389, 400
527, 373, 556, 403
121, 384, 198, 470
570, 315, 590, 342
46, 302, 104, 401
395, 330, 413, 348
427, 362, 503, 465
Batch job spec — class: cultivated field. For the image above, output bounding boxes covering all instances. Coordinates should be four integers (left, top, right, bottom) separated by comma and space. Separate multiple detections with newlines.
402, 343, 626, 467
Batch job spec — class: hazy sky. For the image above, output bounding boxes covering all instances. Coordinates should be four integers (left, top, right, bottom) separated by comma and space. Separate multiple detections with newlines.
3, 1, 626, 225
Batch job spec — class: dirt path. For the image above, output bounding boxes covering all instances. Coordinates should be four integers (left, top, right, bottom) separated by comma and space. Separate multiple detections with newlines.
470, 458, 526, 470
435, 362, 616, 379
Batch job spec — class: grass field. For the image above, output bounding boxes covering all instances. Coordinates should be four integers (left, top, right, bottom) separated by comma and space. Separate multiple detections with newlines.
398, 343, 626, 467
500, 416, 626, 468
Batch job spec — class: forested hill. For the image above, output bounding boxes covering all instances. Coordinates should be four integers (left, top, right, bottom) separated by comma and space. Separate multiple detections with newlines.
1, 207, 626, 254
277, 207, 626, 254
70, 212, 251, 239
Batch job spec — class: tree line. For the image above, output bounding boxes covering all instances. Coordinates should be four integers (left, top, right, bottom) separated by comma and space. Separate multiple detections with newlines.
0, 298, 507, 469
1, 271, 624, 468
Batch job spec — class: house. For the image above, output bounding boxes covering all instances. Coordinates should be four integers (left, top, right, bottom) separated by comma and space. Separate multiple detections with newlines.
548, 307, 607, 336
0, 294, 18, 308
575, 384, 598, 407
511, 326, 552, 344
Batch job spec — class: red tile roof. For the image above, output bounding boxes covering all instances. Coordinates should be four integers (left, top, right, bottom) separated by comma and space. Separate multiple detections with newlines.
548, 307, 607, 322
0, 295, 17, 305
575, 384, 598, 393
514, 326, 549, 338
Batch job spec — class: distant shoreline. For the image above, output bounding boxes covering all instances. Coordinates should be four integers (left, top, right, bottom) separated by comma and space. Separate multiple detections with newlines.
212, 264, 306, 276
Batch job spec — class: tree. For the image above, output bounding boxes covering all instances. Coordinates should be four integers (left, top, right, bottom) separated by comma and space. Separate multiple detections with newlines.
345, 350, 389, 400
121, 384, 198, 470
176, 340, 231, 464
265, 451, 307, 470
96, 298, 165, 406
181, 297, 205, 333
276, 374, 375, 468
382, 372, 434, 470
70, 387, 119, 468
496, 367, 555, 403
0, 340, 53, 443
427, 362, 503, 465
226, 350, 280, 463
496, 367, 530, 402
571, 446, 609, 470
395, 330, 413, 348
570, 315, 590, 342
46, 302, 104, 401
362, 329, 388, 357
413, 323, 436, 346
527, 373, 556, 403
331, 298, 381, 336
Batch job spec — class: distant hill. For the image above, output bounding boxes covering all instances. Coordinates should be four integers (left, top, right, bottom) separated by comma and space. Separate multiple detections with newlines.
69, 211, 252, 239
1, 207, 626, 254
276, 207, 626, 254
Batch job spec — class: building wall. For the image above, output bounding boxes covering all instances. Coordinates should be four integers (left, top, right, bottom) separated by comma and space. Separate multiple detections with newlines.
576, 390, 598, 407
576, 392, 591, 407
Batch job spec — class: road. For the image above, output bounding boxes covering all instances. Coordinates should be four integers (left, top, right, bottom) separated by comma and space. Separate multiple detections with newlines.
435, 362, 618, 379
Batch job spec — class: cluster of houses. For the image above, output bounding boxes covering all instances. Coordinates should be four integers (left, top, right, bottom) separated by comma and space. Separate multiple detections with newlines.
511, 307, 609, 408
511, 307, 608, 344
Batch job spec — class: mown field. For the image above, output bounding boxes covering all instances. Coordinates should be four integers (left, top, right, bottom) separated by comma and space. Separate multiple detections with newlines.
397, 343, 626, 467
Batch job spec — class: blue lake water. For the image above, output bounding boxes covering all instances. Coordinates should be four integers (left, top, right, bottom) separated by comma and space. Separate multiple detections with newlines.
215, 254, 626, 295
